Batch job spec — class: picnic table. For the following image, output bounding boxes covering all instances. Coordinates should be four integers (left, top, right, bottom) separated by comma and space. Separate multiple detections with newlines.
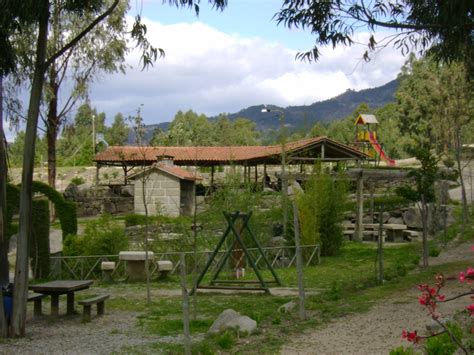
383, 224, 407, 242
29, 280, 93, 316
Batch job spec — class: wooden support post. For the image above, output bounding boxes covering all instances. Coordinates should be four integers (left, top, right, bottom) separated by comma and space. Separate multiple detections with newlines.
254, 165, 258, 185
354, 170, 364, 241
292, 202, 306, 320
122, 164, 128, 184
369, 182, 375, 223
263, 164, 267, 189
211, 166, 215, 187
321, 142, 325, 159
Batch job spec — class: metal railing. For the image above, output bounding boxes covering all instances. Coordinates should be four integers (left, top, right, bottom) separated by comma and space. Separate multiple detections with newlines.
48, 244, 320, 280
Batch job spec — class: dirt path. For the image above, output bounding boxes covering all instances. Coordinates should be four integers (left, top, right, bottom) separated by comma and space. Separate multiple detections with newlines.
281, 242, 474, 355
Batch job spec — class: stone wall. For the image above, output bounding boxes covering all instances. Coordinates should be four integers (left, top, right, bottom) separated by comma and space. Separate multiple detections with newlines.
134, 171, 181, 217
64, 184, 134, 217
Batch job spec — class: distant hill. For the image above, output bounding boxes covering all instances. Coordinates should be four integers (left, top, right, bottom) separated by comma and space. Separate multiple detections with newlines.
223, 78, 399, 130
130, 78, 399, 143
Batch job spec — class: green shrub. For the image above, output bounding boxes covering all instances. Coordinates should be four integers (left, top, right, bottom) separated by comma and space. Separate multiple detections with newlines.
216, 330, 235, 350
124, 213, 149, 227
30, 199, 50, 279
63, 214, 128, 256
70, 176, 85, 185
429, 248, 441, 257
424, 323, 462, 355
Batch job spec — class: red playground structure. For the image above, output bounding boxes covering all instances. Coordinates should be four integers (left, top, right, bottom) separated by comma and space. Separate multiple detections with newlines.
354, 114, 395, 166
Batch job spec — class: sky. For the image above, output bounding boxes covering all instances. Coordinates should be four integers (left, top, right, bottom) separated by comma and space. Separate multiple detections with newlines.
88, 0, 407, 126
4, 0, 409, 139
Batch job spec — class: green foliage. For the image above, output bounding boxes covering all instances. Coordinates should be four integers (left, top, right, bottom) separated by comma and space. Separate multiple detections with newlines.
31, 181, 78, 238
63, 215, 128, 256
296, 167, 348, 256
390, 346, 416, 355
30, 199, 50, 279
424, 323, 463, 355
215, 330, 235, 350
124, 213, 148, 227
429, 248, 441, 257
105, 113, 130, 146
70, 176, 85, 186
5, 184, 20, 238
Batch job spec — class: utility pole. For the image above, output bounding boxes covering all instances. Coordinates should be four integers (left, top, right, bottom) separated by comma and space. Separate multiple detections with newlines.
261, 107, 287, 236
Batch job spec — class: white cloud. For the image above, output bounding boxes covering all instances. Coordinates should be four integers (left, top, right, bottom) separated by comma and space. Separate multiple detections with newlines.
90, 18, 407, 124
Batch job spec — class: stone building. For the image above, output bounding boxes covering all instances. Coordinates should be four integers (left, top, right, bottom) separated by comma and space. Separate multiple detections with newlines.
129, 157, 201, 217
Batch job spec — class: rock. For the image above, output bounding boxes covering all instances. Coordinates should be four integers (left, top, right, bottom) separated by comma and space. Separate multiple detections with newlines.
208, 309, 257, 335
403, 208, 423, 229
63, 183, 79, 199
278, 301, 297, 314
387, 217, 404, 225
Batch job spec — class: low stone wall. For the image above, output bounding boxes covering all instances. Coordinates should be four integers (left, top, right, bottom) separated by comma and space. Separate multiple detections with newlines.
64, 183, 134, 217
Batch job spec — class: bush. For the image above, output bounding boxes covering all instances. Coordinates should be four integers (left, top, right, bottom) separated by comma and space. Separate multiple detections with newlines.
70, 176, 85, 185
124, 213, 149, 227
64, 215, 128, 256
424, 323, 462, 355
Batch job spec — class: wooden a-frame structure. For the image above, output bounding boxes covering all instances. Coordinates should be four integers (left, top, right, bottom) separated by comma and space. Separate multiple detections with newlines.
190, 211, 282, 295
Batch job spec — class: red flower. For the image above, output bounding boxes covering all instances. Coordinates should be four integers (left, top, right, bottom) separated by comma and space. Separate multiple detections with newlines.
460, 272, 466, 283
437, 294, 445, 301
402, 330, 419, 343
467, 304, 474, 316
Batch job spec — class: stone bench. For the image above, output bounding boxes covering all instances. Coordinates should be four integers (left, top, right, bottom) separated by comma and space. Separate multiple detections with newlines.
78, 294, 110, 322
28, 293, 47, 318
157, 260, 173, 279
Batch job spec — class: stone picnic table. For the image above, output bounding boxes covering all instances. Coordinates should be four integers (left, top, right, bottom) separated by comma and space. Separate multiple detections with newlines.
29, 280, 93, 316
383, 224, 407, 242
119, 251, 154, 282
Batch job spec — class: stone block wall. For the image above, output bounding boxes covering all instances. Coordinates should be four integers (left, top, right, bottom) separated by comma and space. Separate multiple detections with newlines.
64, 184, 134, 217
134, 171, 181, 217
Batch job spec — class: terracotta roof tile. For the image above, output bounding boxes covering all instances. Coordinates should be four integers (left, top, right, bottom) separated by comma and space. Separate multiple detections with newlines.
94, 137, 366, 165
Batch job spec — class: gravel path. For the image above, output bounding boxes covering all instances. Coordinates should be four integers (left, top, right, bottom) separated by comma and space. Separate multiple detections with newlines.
281, 242, 474, 355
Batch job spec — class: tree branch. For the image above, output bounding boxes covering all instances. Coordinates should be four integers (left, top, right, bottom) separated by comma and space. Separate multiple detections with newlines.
45, 0, 120, 68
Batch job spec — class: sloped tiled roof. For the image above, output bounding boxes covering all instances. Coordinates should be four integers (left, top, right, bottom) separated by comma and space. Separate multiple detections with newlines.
128, 163, 201, 181
94, 137, 366, 166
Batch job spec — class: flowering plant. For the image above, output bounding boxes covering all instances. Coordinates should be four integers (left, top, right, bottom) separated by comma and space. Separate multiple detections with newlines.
401, 247, 474, 354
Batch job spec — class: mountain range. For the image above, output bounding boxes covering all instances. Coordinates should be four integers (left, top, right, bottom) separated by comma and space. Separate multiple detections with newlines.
133, 78, 399, 142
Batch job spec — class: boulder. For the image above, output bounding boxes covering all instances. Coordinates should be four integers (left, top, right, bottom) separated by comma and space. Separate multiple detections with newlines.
267, 236, 286, 248
208, 309, 257, 335
387, 217, 404, 225
403, 208, 423, 229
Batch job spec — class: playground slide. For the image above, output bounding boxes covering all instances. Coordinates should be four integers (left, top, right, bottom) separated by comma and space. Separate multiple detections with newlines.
368, 132, 396, 166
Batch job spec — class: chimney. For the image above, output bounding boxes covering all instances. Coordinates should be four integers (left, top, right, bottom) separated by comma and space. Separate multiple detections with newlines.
157, 155, 174, 166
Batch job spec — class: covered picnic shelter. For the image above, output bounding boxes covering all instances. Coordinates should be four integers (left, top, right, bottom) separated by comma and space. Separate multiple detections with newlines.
93, 136, 368, 185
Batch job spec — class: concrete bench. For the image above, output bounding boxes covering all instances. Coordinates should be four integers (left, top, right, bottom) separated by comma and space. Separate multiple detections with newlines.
78, 294, 110, 322
28, 293, 47, 318
157, 260, 173, 279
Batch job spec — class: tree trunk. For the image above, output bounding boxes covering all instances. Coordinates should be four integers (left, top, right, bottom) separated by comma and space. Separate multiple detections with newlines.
46, 72, 59, 189
454, 127, 468, 235
0, 76, 9, 286
420, 196, 429, 268
10, 1, 50, 337
0, 75, 9, 338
